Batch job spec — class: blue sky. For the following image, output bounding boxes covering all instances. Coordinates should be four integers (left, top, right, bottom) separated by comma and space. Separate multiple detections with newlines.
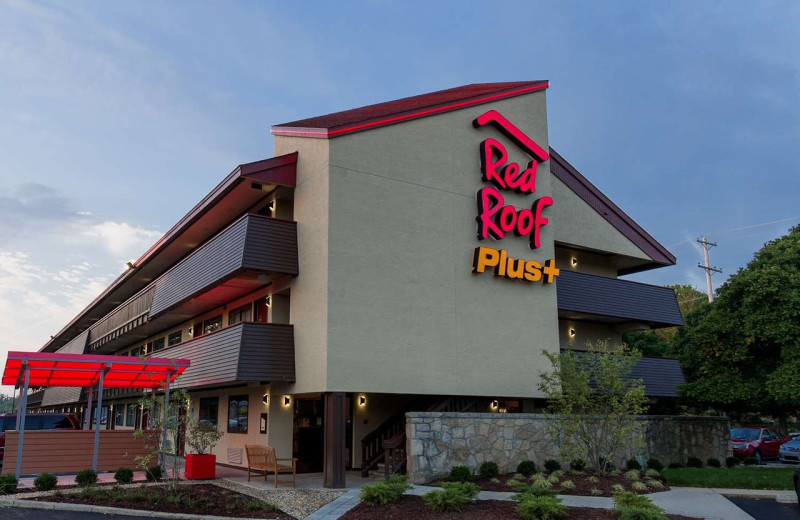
1, 0, 799, 369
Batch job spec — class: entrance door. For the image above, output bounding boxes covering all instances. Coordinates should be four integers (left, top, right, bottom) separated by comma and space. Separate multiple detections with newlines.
292, 396, 324, 473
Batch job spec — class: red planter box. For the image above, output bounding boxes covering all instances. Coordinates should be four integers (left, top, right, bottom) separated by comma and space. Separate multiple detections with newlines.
185, 454, 216, 480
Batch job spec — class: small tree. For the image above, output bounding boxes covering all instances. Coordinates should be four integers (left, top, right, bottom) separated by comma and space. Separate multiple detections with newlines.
538, 341, 648, 474
134, 387, 189, 495
186, 420, 224, 455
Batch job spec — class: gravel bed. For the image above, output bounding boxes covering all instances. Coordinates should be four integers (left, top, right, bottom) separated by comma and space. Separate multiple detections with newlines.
217, 479, 345, 519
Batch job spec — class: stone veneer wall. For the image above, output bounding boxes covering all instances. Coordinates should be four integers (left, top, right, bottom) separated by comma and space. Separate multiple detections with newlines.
406, 412, 730, 484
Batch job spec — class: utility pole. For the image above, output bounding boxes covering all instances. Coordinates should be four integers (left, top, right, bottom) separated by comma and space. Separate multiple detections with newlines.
697, 236, 722, 302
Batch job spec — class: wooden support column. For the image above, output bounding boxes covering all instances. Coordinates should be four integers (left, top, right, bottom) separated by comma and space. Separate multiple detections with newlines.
323, 392, 346, 489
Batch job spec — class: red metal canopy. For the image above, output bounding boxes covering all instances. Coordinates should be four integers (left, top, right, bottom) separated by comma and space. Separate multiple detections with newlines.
2, 351, 189, 389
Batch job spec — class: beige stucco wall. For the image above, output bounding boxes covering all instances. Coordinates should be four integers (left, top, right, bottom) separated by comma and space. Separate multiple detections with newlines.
555, 247, 617, 277
558, 319, 623, 349
323, 92, 558, 398
274, 136, 331, 395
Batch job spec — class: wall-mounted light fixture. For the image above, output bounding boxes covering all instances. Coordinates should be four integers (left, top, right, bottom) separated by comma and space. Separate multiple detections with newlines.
490, 400, 499, 410
283, 396, 291, 407
570, 256, 578, 268
568, 327, 577, 339
358, 395, 367, 407
265, 296, 272, 307
263, 394, 270, 406
267, 200, 275, 212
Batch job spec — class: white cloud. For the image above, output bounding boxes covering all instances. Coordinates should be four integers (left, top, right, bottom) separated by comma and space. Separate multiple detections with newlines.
82, 221, 163, 261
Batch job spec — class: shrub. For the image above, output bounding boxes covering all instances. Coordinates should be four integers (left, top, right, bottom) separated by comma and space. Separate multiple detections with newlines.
479, 461, 499, 479
625, 469, 641, 480
686, 457, 704, 468
631, 481, 648, 491
114, 467, 134, 485
512, 485, 558, 498
490, 477, 501, 484
646, 458, 664, 472
667, 462, 684, 469
544, 459, 562, 472
612, 484, 625, 493
588, 476, 600, 484
645, 469, 661, 478
743, 457, 758, 466
449, 465, 472, 482
599, 457, 616, 472
33, 473, 57, 492
646, 479, 664, 489
613, 491, 657, 509
75, 469, 98, 487
615, 506, 668, 520
422, 482, 478, 512
515, 494, 567, 520
531, 476, 553, 489
627, 458, 642, 471
560, 479, 575, 490
0, 474, 18, 494
590, 488, 602, 496
725, 456, 740, 468
517, 460, 537, 476
706, 458, 721, 468
360, 475, 410, 506
145, 465, 164, 481
569, 458, 587, 471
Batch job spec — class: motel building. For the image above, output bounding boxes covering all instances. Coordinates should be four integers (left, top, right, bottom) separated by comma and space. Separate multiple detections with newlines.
28, 82, 684, 487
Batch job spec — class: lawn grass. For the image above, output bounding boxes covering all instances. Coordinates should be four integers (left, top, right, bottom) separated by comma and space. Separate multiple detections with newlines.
662, 467, 796, 490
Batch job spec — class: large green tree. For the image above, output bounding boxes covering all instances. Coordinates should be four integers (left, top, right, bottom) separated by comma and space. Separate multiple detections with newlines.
623, 284, 707, 357
669, 226, 800, 425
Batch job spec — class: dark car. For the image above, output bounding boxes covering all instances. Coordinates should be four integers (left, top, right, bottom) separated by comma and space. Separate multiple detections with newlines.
0, 413, 80, 461
731, 426, 791, 464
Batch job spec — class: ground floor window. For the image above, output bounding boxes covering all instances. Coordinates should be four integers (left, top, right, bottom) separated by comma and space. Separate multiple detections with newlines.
199, 397, 219, 427
114, 406, 124, 426
227, 395, 248, 433
126, 403, 136, 426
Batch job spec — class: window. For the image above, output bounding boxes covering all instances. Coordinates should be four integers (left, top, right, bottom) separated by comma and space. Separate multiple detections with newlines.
203, 315, 222, 335
229, 304, 252, 325
115, 406, 124, 426
126, 404, 136, 426
151, 337, 165, 353
199, 397, 219, 427
168, 331, 182, 346
193, 321, 203, 337
130, 346, 142, 357
227, 395, 248, 433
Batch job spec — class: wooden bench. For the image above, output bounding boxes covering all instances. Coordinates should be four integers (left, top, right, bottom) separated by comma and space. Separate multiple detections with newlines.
245, 445, 297, 487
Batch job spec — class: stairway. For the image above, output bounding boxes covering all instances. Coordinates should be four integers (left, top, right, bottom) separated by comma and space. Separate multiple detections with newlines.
359, 396, 481, 478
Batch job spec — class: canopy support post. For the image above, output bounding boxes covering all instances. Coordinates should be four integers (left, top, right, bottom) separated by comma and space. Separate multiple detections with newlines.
14, 363, 30, 480
92, 366, 107, 472
85, 386, 94, 430
161, 377, 171, 472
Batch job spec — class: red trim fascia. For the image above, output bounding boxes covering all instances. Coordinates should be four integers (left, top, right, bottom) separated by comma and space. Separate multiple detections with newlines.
271, 82, 550, 139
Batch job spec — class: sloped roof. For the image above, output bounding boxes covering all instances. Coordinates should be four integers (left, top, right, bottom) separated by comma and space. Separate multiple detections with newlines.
570, 350, 686, 398
271, 81, 549, 138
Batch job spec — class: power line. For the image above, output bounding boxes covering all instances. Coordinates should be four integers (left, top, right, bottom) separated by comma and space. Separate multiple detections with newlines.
669, 215, 800, 248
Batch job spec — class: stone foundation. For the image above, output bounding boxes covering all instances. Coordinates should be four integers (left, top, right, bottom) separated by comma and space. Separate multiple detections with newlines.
406, 412, 730, 484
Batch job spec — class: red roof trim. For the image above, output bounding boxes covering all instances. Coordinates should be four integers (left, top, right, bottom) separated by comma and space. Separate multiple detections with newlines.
548, 148, 677, 272
271, 82, 549, 139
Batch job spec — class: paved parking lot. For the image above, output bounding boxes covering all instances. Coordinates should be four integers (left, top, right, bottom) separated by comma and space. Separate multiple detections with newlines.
0, 507, 153, 520
726, 497, 798, 520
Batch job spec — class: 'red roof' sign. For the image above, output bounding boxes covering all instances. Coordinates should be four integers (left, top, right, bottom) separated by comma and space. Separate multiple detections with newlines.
2, 351, 189, 389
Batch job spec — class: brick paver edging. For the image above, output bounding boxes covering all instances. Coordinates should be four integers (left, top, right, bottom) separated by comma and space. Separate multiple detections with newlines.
0, 497, 261, 520
303, 489, 361, 520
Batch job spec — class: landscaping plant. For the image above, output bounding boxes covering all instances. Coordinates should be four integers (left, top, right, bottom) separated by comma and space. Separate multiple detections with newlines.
517, 459, 537, 476
613, 491, 668, 518
75, 469, 98, 487
544, 459, 562, 472
33, 472, 57, 491
360, 474, 410, 506
135, 388, 189, 495
515, 494, 567, 520
146, 465, 164, 481
186, 419, 224, 454
725, 456, 740, 468
114, 467, 134, 484
646, 458, 664, 472
422, 481, 478, 512
569, 458, 586, 471
706, 458, 721, 468
478, 461, 499, 478
538, 341, 648, 475
686, 457, 704, 468
0, 474, 19, 494
449, 465, 472, 482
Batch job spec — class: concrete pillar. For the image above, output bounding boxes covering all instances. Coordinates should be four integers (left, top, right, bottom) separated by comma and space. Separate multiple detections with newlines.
323, 392, 346, 489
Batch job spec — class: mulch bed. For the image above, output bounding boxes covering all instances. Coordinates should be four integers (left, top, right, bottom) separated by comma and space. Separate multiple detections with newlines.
31, 483, 295, 519
437, 471, 669, 497
340, 495, 698, 520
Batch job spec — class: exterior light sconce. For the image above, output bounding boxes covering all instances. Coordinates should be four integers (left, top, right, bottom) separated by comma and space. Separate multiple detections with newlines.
570, 257, 578, 268
265, 296, 272, 307
267, 200, 275, 212
263, 394, 270, 406
358, 395, 366, 407
283, 396, 291, 407
490, 400, 499, 410
568, 327, 577, 339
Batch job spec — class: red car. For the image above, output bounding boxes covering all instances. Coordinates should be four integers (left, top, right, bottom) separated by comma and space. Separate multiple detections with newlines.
731, 427, 791, 464
0, 413, 81, 462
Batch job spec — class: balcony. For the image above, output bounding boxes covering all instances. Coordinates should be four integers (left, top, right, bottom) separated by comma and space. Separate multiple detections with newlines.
556, 270, 684, 328
165, 322, 295, 389
88, 214, 298, 352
